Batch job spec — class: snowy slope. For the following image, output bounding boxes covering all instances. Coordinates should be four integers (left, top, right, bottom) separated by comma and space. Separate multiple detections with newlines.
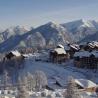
0, 26, 28, 42
19, 58, 86, 87
80, 31, 98, 42
17, 55, 98, 98
62, 19, 98, 42
33, 22, 72, 45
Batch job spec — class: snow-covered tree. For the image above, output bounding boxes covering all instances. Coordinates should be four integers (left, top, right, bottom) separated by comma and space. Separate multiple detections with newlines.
26, 72, 36, 91
65, 76, 81, 98
1, 70, 12, 90
22, 75, 28, 88
34, 70, 48, 91
17, 76, 29, 98
17, 85, 29, 98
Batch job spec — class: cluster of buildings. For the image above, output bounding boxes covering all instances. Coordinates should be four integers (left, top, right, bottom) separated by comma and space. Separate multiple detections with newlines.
49, 41, 98, 69
74, 41, 98, 69
49, 43, 80, 63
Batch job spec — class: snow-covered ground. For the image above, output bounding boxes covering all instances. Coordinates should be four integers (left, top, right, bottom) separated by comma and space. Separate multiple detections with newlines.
16, 53, 98, 98
20, 58, 86, 85
1, 53, 97, 98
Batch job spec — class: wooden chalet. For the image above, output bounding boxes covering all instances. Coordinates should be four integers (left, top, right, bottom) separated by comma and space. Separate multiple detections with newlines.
50, 45, 68, 63
80, 41, 98, 51
74, 51, 98, 69
65, 44, 80, 58
5, 50, 24, 60
4, 50, 24, 68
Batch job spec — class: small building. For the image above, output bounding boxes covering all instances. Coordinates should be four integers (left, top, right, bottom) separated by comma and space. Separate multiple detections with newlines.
4, 50, 24, 68
74, 51, 98, 69
5, 50, 24, 60
50, 45, 67, 63
75, 79, 97, 89
80, 41, 98, 51
64, 44, 80, 58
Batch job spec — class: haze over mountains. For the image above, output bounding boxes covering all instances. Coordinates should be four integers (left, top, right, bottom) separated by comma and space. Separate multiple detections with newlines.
0, 19, 98, 52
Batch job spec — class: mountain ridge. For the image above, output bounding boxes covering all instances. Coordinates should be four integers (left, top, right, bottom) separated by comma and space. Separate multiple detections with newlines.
0, 19, 98, 52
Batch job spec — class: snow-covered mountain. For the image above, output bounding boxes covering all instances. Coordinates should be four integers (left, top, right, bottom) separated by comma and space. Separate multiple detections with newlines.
24, 32, 46, 48
0, 26, 28, 43
62, 19, 98, 42
80, 31, 98, 42
0, 19, 98, 52
0, 22, 72, 52
33, 22, 71, 46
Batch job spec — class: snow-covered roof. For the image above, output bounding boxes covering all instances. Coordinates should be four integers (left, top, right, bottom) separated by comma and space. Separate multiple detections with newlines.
75, 79, 97, 88
70, 44, 80, 50
11, 50, 21, 57
88, 41, 98, 48
57, 44, 64, 49
54, 48, 66, 54
88, 43, 95, 48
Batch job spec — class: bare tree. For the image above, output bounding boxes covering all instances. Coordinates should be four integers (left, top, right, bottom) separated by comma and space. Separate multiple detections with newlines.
17, 85, 29, 98
26, 72, 36, 91
1, 70, 12, 90
65, 76, 81, 98
17, 76, 29, 98
34, 70, 48, 91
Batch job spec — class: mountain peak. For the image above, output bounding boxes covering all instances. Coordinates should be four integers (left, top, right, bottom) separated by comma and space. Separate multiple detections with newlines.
46, 21, 56, 25
81, 20, 98, 28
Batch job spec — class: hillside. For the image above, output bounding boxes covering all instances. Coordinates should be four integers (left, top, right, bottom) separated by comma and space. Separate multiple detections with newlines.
62, 19, 98, 42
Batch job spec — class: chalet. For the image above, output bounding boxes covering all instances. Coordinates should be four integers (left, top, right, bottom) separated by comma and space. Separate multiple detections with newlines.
50, 45, 67, 63
65, 44, 80, 58
88, 41, 98, 50
5, 50, 24, 60
80, 41, 98, 51
75, 79, 97, 90
74, 51, 98, 69
3, 50, 24, 68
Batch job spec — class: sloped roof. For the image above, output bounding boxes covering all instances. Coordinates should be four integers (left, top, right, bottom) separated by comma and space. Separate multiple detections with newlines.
88, 41, 98, 48
54, 48, 66, 54
11, 50, 21, 57
70, 44, 80, 50
75, 79, 97, 88
57, 44, 64, 49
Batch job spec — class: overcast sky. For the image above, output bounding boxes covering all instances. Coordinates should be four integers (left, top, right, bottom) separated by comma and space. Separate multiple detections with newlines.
0, 0, 98, 29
